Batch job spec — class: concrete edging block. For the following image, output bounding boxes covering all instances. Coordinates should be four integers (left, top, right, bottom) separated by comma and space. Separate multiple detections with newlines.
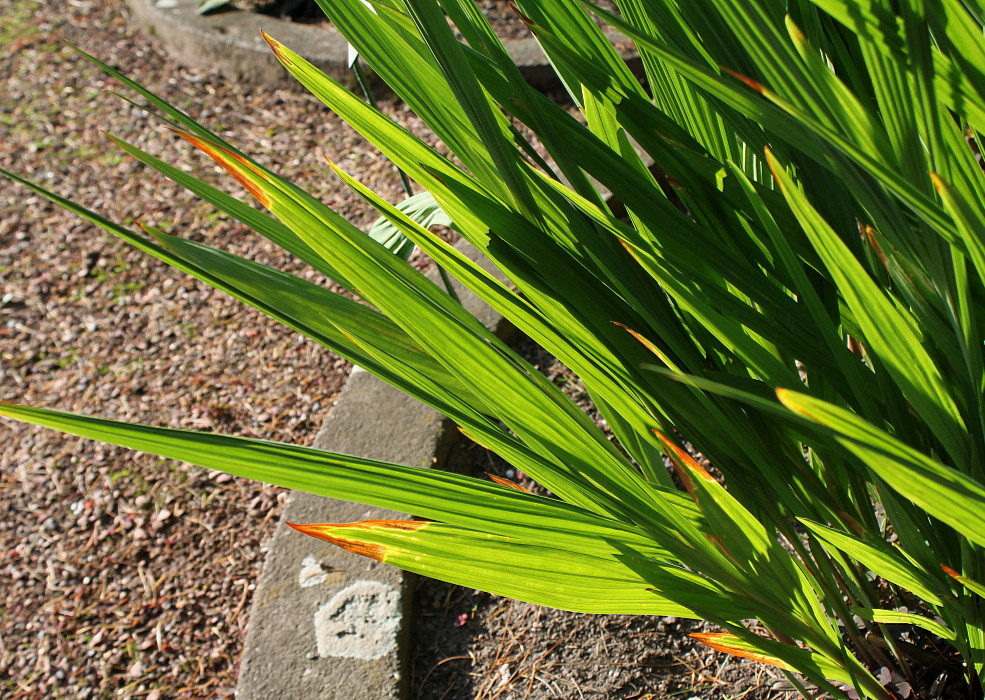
124, 0, 638, 89
236, 241, 512, 699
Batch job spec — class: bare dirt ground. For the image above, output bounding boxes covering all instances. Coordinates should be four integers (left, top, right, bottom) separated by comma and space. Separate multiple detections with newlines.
0, 0, 410, 695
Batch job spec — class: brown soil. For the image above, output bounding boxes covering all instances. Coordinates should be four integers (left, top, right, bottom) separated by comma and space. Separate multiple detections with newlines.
0, 0, 412, 696
408, 341, 801, 700
410, 440, 794, 700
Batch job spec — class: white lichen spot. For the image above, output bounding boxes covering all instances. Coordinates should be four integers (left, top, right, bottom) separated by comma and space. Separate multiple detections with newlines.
313, 580, 401, 659
298, 555, 330, 588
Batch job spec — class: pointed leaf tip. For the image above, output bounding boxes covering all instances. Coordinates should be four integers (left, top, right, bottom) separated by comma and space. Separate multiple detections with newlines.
173, 130, 273, 208
690, 633, 791, 670
289, 522, 389, 562
260, 30, 292, 65
507, 0, 534, 25
720, 67, 767, 94
288, 520, 428, 562
653, 429, 716, 489
488, 474, 532, 493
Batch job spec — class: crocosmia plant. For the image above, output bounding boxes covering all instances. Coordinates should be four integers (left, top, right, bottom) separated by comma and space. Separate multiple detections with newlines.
3, 0, 985, 697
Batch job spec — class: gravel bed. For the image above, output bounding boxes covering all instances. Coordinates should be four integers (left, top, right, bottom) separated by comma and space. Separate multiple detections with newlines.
0, 0, 416, 696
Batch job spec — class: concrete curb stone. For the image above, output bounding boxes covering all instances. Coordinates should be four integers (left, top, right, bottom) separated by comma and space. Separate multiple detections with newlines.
236, 241, 513, 699
124, 0, 638, 89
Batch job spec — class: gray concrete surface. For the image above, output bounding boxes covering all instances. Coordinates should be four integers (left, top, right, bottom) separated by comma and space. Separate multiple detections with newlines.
235, 369, 450, 700
236, 241, 512, 699
125, 0, 638, 89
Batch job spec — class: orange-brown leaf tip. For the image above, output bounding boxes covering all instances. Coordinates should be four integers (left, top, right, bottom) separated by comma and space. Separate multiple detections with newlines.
763, 152, 787, 189
720, 67, 766, 94
261, 31, 292, 65
507, 1, 534, 25
175, 132, 273, 208
653, 430, 715, 484
863, 225, 889, 265
488, 474, 532, 493
287, 521, 427, 563
689, 633, 791, 670
615, 323, 662, 357
325, 157, 345, 179
135, 221, 163, 242
929, 172, 945, 194
785, 15, 807, 45
942, 564, 961, 579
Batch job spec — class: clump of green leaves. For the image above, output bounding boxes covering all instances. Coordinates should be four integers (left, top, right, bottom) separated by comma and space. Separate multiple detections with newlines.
4, 0, 985, 697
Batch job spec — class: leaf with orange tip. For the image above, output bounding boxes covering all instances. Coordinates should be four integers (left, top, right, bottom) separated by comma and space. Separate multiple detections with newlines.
487, 474, 532, 493
689, 632, 864, 688
942, 565, 985, 599
690, 632, 792, 669
719, 67, 769, 95
653, 430, 773, 564
260, 30, 294, 66
284, 519, 755, 618
172, 129, 273, 208
653, 430, 824, 629
288, 520, 429, 562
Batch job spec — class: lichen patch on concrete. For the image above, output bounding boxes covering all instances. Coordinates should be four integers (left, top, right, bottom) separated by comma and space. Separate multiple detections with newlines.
313, 581, 401, 659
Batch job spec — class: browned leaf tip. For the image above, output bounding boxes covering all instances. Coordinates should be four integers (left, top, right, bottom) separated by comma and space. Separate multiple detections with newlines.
653, 429, 716, 490
507, 1, 534, 25
706, 533, 738, 563
720, 66, 766, 94
863, 225, 889, 266
487, 474, 532, 493
289, 523, 388, 562
613, 321, 662, 357
260, 30, 293, 65
173, 129, 272, 208
288, 520, 426, 562
689, 633, 791, 670
941, 564, 962, 579
135, 221, 165, 243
